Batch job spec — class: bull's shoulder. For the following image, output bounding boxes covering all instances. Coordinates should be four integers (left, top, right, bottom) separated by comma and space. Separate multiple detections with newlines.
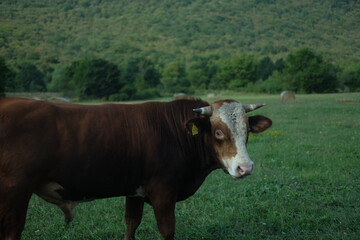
0, 98, 58, 141
0, 97, 33, 109
0, 97, 56, 115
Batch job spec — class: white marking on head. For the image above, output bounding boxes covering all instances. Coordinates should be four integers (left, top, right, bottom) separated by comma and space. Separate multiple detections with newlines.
211, 101, 254, 178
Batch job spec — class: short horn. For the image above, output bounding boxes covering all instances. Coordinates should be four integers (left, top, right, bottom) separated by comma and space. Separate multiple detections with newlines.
193, 106, 213, 116
243, 104, 266, 113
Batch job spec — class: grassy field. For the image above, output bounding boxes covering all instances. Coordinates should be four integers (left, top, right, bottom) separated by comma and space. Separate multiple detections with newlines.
21, 93, 360, 240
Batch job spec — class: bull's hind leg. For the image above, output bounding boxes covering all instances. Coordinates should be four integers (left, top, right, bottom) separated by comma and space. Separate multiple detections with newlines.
124, 197, 144, 240
0, 192, 32, 240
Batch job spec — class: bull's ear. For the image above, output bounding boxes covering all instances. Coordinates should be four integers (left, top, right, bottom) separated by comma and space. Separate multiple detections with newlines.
185, 118, 210, 136
248, 115, 272, 133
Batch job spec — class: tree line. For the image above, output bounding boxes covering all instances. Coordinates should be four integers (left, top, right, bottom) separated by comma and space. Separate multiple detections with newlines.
1, 48, 359, 99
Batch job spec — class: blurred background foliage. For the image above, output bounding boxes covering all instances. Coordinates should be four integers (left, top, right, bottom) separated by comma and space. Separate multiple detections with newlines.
0, 0, 359, 99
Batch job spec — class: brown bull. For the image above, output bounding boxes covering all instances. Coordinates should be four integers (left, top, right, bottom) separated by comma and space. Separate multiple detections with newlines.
0, 97, 272, 240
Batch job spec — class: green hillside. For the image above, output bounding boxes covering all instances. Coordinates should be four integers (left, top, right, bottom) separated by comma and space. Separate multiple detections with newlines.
1, 0, 359, 68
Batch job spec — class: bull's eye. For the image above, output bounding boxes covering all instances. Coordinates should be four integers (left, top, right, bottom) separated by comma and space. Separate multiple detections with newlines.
215, 130, 224, 139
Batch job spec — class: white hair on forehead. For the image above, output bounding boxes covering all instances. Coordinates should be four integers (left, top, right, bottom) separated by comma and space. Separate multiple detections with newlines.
218, 102, 248, 136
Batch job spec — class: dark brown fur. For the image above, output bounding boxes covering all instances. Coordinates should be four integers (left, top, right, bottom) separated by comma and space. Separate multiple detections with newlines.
0, 97, 221, 240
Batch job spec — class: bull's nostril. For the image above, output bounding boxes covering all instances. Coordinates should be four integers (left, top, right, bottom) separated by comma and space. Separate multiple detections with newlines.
237, 166, 245, 175
238, 165, 253, 176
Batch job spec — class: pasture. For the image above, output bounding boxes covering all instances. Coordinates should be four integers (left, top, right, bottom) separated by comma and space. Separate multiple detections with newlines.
21, 93, 360, 240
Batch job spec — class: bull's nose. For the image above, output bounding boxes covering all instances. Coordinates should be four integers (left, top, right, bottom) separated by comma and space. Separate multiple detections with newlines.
237, 164, 253, 177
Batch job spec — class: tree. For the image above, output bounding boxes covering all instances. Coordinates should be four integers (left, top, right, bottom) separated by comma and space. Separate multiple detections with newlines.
187, 55, 218, 90
216, 55, 258, 90
48, 64, 67, 92
62, 59, 121, 99
283, 48, 338, 93
113, 57, 161, 100
14, 63, 47, 92
187, 68, 208, 90
257, 56, 275, 81
0, 57, 14, 96
161, 61, 188, 93
339, 64, 360, 92
122, 57, 161, 91
274, 58, 285, 72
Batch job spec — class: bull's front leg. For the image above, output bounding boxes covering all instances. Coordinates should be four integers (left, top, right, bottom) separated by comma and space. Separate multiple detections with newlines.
0, 192, 32, 240
124, 197, 144, 240
150, 194, 176, 240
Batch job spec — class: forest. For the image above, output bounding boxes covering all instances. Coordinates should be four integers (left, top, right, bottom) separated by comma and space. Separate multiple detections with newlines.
1, 0, 359, 99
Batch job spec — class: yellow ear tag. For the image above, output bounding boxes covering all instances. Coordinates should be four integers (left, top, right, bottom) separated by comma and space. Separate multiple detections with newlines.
192, 123, 199, 136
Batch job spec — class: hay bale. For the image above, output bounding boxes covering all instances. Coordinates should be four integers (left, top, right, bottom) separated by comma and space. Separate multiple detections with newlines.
173, 93, 197, 101
280, 91, 295, 102
207, 93, 216, 98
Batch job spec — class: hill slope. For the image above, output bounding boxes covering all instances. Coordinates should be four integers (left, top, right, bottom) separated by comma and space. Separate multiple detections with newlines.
0, 0, 359, 67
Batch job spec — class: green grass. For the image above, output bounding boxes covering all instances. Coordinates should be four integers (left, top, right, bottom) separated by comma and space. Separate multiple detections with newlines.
22, 93, 360, 240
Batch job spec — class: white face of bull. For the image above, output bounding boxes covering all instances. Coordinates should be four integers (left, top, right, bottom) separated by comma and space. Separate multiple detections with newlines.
193, 100, 272, 179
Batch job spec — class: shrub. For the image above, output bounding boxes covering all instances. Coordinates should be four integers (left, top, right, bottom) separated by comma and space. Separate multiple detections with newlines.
339, 64, 360, 92
134, 88, 161, 100
0, 57, 13, 96
62, 59, 122, 99
108, 93, 129, 101
283, 48, 339, 93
